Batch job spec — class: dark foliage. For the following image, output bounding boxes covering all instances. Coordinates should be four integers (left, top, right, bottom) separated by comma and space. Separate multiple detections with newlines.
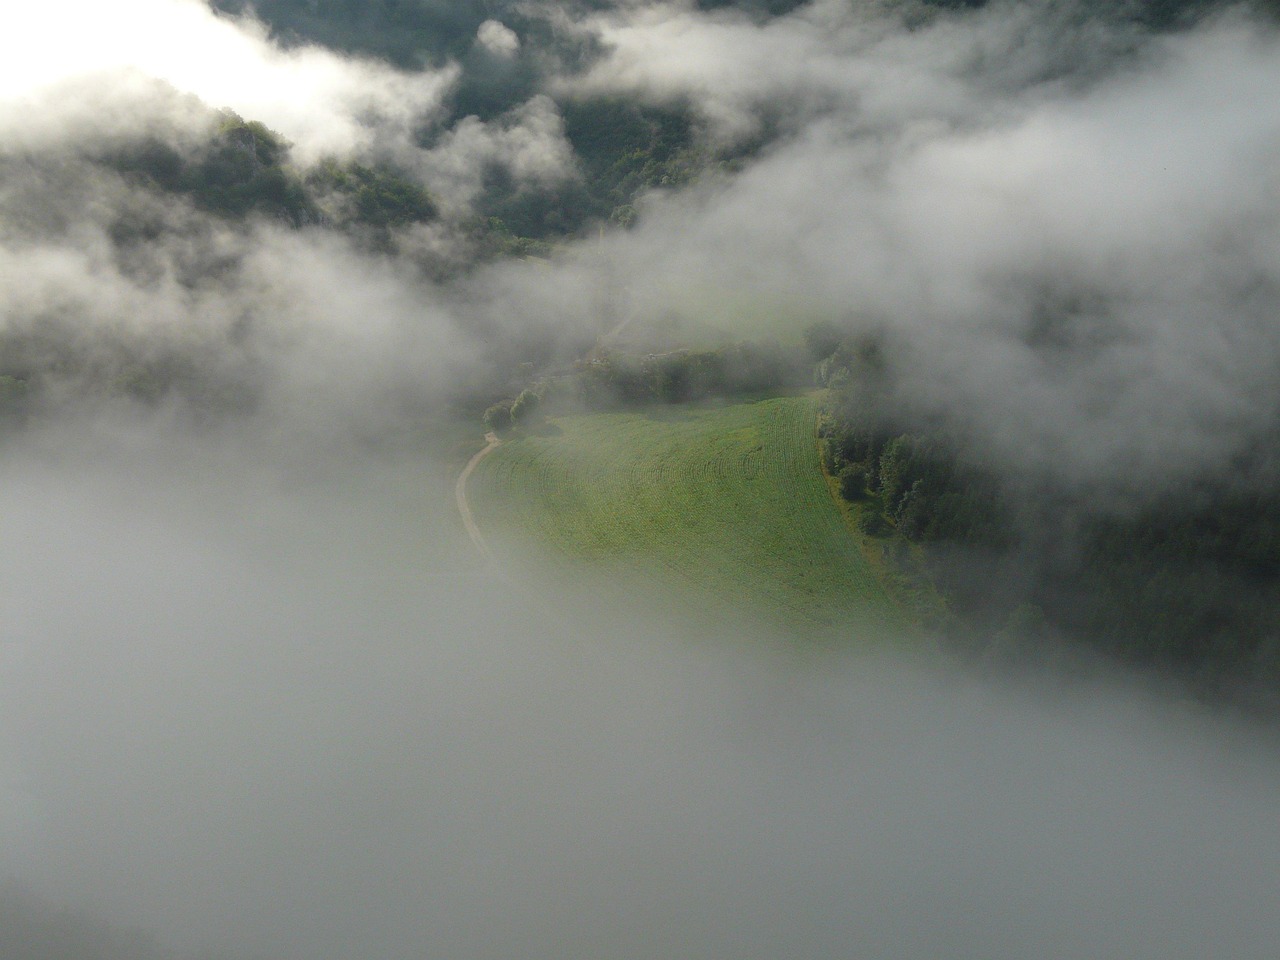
484, 398, 516, 434
212, 0, 822, 73
468, 97, 710, 240
471, 217, 555, 260
211, 0, 499, 69
306, 158, 438, 244
572, 342, 804, 408
106, 113, 318, 225
696, 0, 811, 13
922, 0, 1239, 23
510, 387, 542, 425
814, 328, 1280, 706
561, 98, 702, 221
103, 115, 441, 258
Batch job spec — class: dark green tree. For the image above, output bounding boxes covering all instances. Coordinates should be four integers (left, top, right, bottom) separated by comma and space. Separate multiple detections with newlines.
483, 399, 514, 434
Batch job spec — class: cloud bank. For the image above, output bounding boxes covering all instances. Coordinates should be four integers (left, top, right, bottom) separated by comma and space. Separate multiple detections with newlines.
1, 420, 1279, 960
0, 0, 458, 163
556, 3, 1280, 493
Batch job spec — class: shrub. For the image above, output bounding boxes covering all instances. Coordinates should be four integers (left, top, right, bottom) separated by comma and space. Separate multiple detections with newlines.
838, 463, 868, 501
510, 388, 541, 425
857, 507, 892, 537
483, 400, 514, 434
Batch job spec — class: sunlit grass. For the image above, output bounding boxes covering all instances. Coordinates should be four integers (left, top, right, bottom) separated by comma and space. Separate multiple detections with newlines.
470, 395, 909, 638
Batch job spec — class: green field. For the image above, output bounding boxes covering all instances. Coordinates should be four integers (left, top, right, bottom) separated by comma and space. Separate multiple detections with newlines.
469, 395, 908, 638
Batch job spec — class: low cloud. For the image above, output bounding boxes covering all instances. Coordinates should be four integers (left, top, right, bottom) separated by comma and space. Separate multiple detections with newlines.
556, 0, 1142, 144
0, 156, 490, 434
550, 5, 1280, 493
477, 18, 522, 58
417, 94, 578, 212
3, 1, 1277, 491
0, 0, 581, 231
1, 415, 1279, 960
0, 0, 456, 164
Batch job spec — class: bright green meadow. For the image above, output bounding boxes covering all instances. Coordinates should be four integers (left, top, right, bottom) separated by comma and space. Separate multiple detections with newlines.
468, 396, 908, 637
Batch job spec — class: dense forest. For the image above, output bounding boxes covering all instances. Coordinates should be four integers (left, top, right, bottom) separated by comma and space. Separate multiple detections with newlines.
811, 330, 1280, 711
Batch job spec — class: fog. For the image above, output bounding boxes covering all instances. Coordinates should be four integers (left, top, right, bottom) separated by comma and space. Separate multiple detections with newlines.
2, 413, 1279, 960
7, 1, 1280, 497
0, 0, 458, 164
562, 3, 1280, 494
4, 0, 1280, 956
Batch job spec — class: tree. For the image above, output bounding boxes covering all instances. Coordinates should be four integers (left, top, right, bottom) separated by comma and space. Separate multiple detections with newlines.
509, 388, 541, 425
838, 463, 868, 501
483, 400, 514, 434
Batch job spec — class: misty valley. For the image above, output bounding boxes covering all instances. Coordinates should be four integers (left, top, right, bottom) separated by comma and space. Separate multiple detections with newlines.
3, 1, 1280, 959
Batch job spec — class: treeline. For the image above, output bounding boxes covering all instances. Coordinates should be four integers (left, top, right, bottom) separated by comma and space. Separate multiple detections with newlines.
1067, 482, 1280, 682
212, 1, 814, 75
475, 97, 737, 241
214, 0, 1264, 75
192, 0, 1279, 245
107, 113, 319, 226
7, 96, 723, 417
106, 112, 440, 241
101, 101, 711, 256
814, 330, 1280, 708
923, 0, 1266, 28
482, 341, 808, 432
575, 343, 805, 406
819, 410, 1008, 547
89, 106, 576, 305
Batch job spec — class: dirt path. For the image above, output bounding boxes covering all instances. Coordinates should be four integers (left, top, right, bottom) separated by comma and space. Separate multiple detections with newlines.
455, 431, 501, 562
452, 431, 573, 633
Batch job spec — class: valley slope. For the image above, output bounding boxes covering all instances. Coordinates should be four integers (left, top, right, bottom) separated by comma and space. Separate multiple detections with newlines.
468, 395, 908, 638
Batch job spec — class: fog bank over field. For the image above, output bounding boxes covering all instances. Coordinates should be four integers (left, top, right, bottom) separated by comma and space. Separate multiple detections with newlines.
1, 414, 1279, 960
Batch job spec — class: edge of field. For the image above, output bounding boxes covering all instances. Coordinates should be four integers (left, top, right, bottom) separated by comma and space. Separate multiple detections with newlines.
467, 395, 915, 641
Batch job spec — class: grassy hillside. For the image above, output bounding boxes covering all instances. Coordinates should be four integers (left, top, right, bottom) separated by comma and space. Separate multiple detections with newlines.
469, 395, 909, 639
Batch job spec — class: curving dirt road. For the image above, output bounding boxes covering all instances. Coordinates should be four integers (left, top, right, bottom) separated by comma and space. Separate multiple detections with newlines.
455, 431, 501, 562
